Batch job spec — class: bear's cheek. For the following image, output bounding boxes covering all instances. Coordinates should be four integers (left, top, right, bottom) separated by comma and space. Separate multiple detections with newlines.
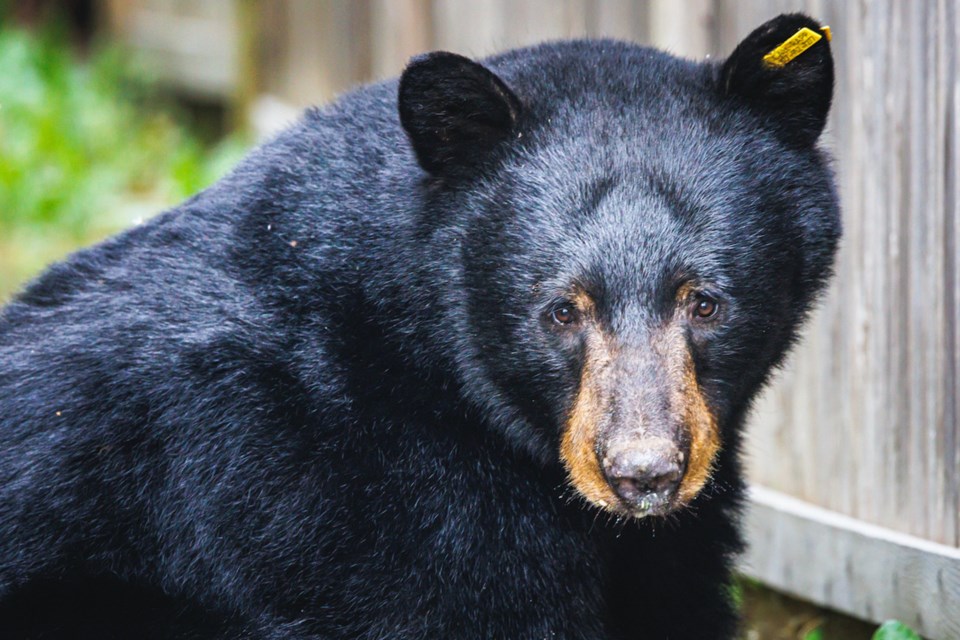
673, 356, 722, 505
559, 340, 622, 510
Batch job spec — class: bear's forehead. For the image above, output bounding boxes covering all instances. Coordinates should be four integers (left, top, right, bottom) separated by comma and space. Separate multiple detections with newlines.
506, 120, 760, 231
487, 40, 717, 122
559, 193, 731, 287
490, 147, 776, 302
474, 40, 812, 292
488, 168, 741, 303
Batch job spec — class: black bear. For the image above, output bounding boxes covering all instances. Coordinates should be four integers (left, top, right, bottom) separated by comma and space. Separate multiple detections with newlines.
0, 13, 839, 640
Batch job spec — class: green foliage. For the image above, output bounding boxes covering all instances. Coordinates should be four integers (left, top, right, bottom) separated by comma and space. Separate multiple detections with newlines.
0, 24, 248, 299
802, 627, 824, 640
726, 578, 744, 610
872, 620, 922, 640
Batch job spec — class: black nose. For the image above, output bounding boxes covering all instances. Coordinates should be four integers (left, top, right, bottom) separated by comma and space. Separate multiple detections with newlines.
602, 441, 683, 511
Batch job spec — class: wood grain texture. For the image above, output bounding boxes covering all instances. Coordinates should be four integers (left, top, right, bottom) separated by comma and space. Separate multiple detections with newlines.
744, 486, 960, 640
104, 0, 239, 99
739, 0, 960, 548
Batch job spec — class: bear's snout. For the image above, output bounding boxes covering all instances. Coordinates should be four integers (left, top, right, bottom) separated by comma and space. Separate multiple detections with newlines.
602, 438, 685, 514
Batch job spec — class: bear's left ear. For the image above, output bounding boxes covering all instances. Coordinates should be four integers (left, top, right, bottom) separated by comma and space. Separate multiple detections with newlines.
399, 52, 522, 177
719, 13, 834, 147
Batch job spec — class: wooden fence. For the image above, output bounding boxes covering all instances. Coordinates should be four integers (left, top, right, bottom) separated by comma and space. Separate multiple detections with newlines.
104, 0, 960, 636
735, 5, 960, 637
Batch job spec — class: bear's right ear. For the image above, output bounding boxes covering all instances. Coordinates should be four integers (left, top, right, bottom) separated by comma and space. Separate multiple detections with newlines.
719, 13, 834, 147
399, 52, 522, 177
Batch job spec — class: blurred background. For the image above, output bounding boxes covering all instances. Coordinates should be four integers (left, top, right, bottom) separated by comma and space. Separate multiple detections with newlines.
0, 1, 957, 639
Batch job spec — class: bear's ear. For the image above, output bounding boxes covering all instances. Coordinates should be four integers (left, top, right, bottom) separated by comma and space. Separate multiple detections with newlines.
719, 13, 834, 147
399, 52, 522, 176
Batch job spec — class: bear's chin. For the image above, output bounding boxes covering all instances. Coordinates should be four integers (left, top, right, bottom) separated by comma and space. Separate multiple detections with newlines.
567, 476, 689, 519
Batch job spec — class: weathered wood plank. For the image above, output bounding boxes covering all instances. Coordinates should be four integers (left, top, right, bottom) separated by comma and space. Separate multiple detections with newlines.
741, 0, 960, 547
648, 0, 714, 59
369, 0, 433, 81
947, 0, 960, 550
743, 486, 960, 640
585, 0, 648, 42
104, 0, 239, 99
431, 0, 506, 56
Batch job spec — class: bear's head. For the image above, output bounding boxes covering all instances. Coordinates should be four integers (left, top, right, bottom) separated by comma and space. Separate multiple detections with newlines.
398, 14, 840, 518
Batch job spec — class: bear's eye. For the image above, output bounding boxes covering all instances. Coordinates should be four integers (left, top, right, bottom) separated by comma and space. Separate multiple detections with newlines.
692, 294, 719, 320
550, 304, 578, 326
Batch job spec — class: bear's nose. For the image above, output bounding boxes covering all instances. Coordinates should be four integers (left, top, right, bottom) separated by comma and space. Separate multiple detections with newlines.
602, 440, 684, 512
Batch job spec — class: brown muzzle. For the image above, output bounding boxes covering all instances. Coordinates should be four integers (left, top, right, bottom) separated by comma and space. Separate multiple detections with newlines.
560, 324, 720, 517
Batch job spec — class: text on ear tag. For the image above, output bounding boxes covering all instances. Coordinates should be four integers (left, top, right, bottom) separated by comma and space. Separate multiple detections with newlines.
762, 27, 825, 68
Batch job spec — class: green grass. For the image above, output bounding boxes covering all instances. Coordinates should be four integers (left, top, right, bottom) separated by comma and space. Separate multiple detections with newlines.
0, 22, 248, 300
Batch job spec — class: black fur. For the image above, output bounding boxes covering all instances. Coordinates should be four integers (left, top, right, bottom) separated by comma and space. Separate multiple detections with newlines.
721, 13, 834, 147
0, 14, 840, 639
399, 51, 522, 176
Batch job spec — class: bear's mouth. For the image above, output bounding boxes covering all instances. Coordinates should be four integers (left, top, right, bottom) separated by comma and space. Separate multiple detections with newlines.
620, 493, 676, 518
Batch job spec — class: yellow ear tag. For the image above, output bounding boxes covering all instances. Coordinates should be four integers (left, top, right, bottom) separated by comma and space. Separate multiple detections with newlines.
762, 27, 824, 68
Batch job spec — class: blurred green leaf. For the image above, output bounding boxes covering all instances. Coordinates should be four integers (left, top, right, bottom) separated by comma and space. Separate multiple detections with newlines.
802, 626, 824, 640
726, 579, 744, 610
873, 620, 922, 640
0, 22, 250, 300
